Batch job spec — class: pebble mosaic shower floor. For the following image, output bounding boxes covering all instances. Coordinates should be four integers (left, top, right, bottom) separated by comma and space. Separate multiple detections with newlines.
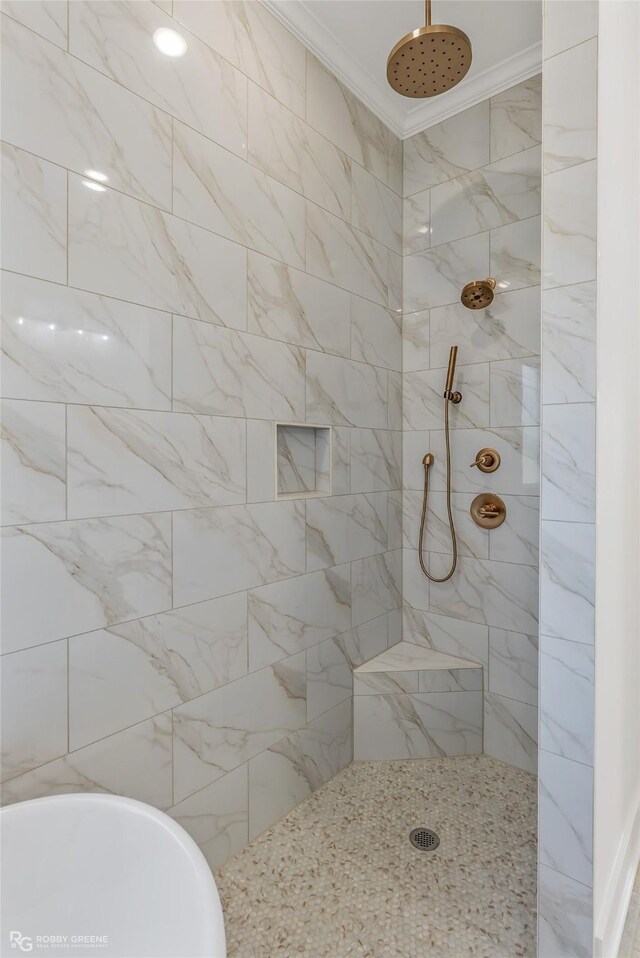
216, 756, 536, 958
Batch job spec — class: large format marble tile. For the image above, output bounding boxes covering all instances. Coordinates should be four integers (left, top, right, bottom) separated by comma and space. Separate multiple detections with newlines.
490, 216, 541, 291
490, 75, 542, 163
403, 363, 490, 431
173, 654, 306, 803
350, 429, 401, 493
306, 55, 387, 183
69, 0, 247, 157
351, 163, 402, 253
173, 317, 305, 421
403, 608, 490, 668
543, 0, 598, 60
421, 425, 540, 497
2, 514, 172, 654
247, 699, 351, 839
351, 551, 402, 627
173, 500, 305, 606
402, 489, 489, 560
542, 281, 596, 404
0, 641, 67, 781
543, 160, 597, 289
247, 251, 350, 357
428, 555, 539, 634
484, 692, 537, 773
1, 0, 68, 47
168, 765, 248, 873
248, 84, 350, 220
306, 634, 352, 721
388, 370, 403, 431
429, 147, 541, 247
489, 495, 539, 566
403, 190, 431, 256
174, 0, 305, 117
67, 406, 246, 518
539, 635, 594, 765
173, 121, 304, 269
404, 233, 489, 312
490, 357, 540, 427
1, 399, 66, 525
306, 493, 388, 571
488, 628, 538, 707
387, 251, 402, 313
543, 39, 597, 173
402, 310, 429, 373
542, 403, 595, 522
68, 593, 248, 749
539, 750, 593, 887
306, 351, 387, 429
403, 102, 490, 196
338, 614, 390, 669
540, 520, 595, 645
351, 296, 401, 372
354, 691, 483, 760
0, 714, 173, 810
1, 141, 66, 283
306, 203, 388, 306
248, 565, 351, 670
429, 285, 540, 367
69, 176, 247, 328
1, 14, 171, 207
1, 273, 172, 409
388, 132, 403, 195
538, 865, 593, 958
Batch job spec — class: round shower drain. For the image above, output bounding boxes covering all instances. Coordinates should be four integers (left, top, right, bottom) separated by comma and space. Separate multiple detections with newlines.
409, 827, 440, 851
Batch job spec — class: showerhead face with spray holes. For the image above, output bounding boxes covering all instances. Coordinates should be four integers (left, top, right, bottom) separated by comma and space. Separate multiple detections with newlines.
460, 278, 496, 310
387, 1, 472, 98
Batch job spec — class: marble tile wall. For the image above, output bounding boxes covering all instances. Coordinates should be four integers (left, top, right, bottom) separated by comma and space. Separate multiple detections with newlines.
401, 76, 542, 776
538, 2, 598, 954
0, 0, 402, 869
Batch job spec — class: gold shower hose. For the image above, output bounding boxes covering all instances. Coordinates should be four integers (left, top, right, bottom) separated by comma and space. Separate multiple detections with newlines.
418, 396, 458, 582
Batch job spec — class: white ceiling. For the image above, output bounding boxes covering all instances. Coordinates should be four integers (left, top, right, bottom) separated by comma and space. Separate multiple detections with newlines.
265, 0, 542, 138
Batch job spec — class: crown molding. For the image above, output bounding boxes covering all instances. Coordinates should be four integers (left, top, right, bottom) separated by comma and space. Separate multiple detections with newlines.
402, 41, 542, 137
263, 0, 542, 139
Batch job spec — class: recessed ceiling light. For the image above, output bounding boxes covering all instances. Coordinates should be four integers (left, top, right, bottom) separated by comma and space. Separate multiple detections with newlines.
82, 180, 106, 192
84, 169, 108, 183
153, 27, 187, 57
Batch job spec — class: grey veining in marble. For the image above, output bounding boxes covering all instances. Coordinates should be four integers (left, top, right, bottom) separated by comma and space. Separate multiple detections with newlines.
173, 317, 305, 422
68, 593, 248, 749
1, 399, 66, 525
67, 405, 246, 517
1, 714, 173, 811
173, 500, 305, 606
403, 102, 490, 196
173, 120, 305, 269
2, 514, 172, 654
1, 140, 66, 284
490, 75, 542, 162
248, 565, 351, 670
173, 653, 307, 803
247, 251, 350, 357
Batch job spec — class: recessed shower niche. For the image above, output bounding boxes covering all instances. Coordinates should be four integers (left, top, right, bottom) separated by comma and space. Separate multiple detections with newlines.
275, 423, 332, 498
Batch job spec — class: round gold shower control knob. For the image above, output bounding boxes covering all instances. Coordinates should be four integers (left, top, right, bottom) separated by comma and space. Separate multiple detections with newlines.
470, 494, 507, 529
469, 448, 501, 472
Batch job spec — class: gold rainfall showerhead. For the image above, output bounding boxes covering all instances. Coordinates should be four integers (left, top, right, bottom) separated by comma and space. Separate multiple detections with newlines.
460, 278, 496, 310
387, 0, 472, 98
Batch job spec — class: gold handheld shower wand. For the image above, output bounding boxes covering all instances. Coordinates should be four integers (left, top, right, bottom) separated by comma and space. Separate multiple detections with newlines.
418, 345, 459, 583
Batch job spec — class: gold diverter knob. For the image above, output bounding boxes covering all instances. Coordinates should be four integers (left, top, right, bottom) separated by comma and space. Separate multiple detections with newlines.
470, 493, 507, 529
